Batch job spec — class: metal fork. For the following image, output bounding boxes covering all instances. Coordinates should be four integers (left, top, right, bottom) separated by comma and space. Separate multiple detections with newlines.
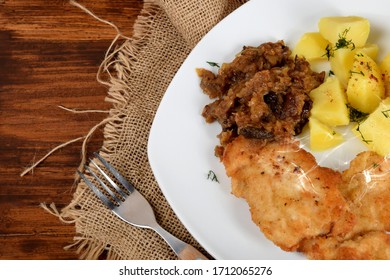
78, 152, 208, 260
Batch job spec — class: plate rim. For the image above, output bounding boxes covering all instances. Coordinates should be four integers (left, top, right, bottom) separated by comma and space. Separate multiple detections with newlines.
147, 0, 389, 259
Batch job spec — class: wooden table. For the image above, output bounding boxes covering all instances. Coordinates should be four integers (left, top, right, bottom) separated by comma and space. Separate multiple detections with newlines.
0, 0, 143, 259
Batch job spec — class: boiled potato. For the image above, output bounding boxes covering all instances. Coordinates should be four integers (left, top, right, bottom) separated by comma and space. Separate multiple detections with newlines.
318, 16, 370, 48
309, 76, 350, 126
346, 51, 385, 113
330, 44, 379, 87
292, 32, 329, 61
357, 44, 379, 59
380, 52, 390, 97
309, 117, 344, 151
352, 97, 390, 156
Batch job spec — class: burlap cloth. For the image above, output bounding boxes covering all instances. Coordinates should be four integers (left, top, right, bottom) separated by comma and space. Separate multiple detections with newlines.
60, 0, 247, 260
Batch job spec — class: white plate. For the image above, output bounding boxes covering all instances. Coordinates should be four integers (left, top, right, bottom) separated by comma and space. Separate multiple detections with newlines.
148, 0, 390, 259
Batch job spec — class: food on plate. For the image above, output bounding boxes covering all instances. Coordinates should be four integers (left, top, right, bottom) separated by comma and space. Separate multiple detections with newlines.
308, 117, 344, 151
222, 136, 355, 251
346, 51, 385, 113
318, 16, 370, 48
197, 41, 325, 157
292, 15, 389, 152
223, 137, 390, 259
352, 98, 390, 156
292, 32, 329, 61
340, 151, 390, 234
309, 76, 350, 126
330, 44, 378, 87
198, 15, 390, 259
299, 151, 390, 259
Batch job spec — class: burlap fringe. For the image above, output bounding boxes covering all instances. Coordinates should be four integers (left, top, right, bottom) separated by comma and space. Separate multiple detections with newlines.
30, 0, 246, 259
20, 114, 120, 177
58, 105, 109, 114
20, 136, 86, 177
65, 236, 108, 260
20, 0, 130, 178
54, 0, 161, 259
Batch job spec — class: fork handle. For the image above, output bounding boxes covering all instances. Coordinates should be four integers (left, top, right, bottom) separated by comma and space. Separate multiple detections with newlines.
153, 224, 208, 260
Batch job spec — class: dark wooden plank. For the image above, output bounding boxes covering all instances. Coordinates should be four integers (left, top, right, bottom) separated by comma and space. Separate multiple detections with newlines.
0, 0, 143, 259
0, 235, 79, 260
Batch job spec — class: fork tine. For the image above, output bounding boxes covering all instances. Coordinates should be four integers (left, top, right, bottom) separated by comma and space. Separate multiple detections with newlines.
90, 159, 128, 199
94, 152, 135, 194
85, 165, 122, 205
77, 170, 116, 209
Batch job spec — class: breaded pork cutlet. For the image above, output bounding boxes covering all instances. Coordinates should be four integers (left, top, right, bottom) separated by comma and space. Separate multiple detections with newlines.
222, 136, 355, 251
340, 151, 390, 235
299, 151, 390, 259
300, 231, 390, 260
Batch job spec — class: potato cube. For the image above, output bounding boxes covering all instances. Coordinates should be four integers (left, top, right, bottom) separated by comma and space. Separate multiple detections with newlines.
380, 52, 390, 97
330, 44, 379, 87
292, 32, 329, 61
318, 16, 370, 48
352, 97, 390, 156
346, 52, 385, 113
310, 76, 350, 126
309, 117, 344, 151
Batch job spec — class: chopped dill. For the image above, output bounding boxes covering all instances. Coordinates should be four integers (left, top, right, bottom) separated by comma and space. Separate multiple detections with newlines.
355, 124, 372, 144
206, 61, 220, 68
348, 105, 368, 123
348, 105, 371, 143
382, 109, 390, 118
350, 70, 365, 76
323, 44, 334, 60
207, 170, 219, 183
334, 28, 355, 50
323, 28, 355, 60
329, 70, 335, 76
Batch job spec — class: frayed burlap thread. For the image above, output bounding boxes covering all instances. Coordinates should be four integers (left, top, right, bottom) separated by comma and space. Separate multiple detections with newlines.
60, 0, 247, 259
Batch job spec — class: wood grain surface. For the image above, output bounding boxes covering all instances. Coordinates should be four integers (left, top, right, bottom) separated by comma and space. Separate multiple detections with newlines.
0, 0, 143, 259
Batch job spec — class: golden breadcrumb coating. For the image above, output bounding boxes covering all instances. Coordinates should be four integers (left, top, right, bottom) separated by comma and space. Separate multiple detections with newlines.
340, 151, 390, 235
222, 136, 354, 251
300, 231, 390, 260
